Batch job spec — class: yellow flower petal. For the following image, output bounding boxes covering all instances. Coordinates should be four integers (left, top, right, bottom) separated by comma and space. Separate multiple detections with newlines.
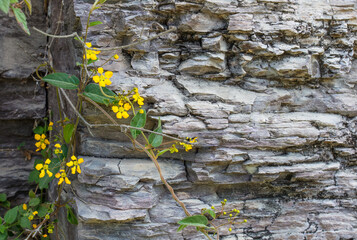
86, 42, 92, 48
104, 71, 113, 78
41, 134, 46, 139
122, 111, 129, 119
35, 164, 43, 171
55, 173, 61, 178
65, 177, 71, 185
71, 167, 76, 175
35, 142, 41, 148
66, 161, 74, 167
104, 78, 112, 86
47, 170, 53, 178
55, 143, 61, 148
98, 67, 104, 74
116, 112, 122, 119
58, 178, 64, 185
71, 155, 77, 161
99, 81, 106, 87
114, 54, 119, 59
78, 158, 84, 164
45, 159, 51, 165
23, 204, 27, 210
39, 170, 45, 178
90, 54, 97, 61
41, 143, 46, 149
77, 166, 81, 174
44, 139, 50, 145
112, 106, 119, 113
124, 103, 131, 111
93, 75, 100, 83
34, 134, 41, 141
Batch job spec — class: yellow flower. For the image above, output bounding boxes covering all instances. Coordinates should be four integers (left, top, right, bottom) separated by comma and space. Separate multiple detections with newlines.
132, 88, 144, 106
33, 224, 37, 229
54, 143, 63, 154
28, 215, 33, 220
66, 155, 84, 174
83, 42, 100, 61
48, 229, 53, 234
23, 204, 27, 210
34, 134, 50, 152
33, 211, 38, 215
112, 101, 131, 119
228, 228, 232, 232
43, 234, 48, 238
179, 142, 192, 152
211, 206, 215, 210
48, 122, 53, 131
169, 144, 178, 153
114, 54, 119, 59
55, 170, 71, 185
93, 67, 113, 87
35, 159, 53, 178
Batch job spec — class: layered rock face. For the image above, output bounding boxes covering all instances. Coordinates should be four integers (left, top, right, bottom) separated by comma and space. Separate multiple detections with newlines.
69, 0, 357, 239
0, 1, 46, 204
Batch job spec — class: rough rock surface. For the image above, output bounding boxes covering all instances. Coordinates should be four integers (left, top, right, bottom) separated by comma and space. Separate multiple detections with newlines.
66, 0, 357, 239
2, 0, 357, 239
0, 0, 47, 203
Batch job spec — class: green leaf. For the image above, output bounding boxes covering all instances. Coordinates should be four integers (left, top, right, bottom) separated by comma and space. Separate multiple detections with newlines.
177, 215, 208, 228
65, 205, 78, 225
29, 190, 36, 199
148, 118, 163, 148
63, 124, 74, 144
130, 110, 146, 139
39, 158, 60, 190
42, 73, 79, 90
29, 198, 40, 207
0, 201, 10, 209
4, 206, 18, 224
20, 216, 31, 229
24, 0, 31, 14
28, 170, 39, 184
10, 7, 30, 35
0, 230, 8, 240
0, 193, 7, 202
0, 0, 10, 14
33, 126, 44, 135
202, 209, 216, 219
89, 21, 103, 27
177, 224, 187, 232
37, 204, 48, 218
157, 149, 169, 157
83, 83, 116, 105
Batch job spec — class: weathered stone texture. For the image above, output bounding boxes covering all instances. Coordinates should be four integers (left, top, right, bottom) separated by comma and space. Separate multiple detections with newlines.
0, 0, 47, 203
65, 0, 357, 239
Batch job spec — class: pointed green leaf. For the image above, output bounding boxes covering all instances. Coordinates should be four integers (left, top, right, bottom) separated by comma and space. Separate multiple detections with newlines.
65, 204, 78, 225
157, 149, 169, 157
24, 0, 31, 14
42, 73, 79, 89
177, 215, 208, 228
33, 126, 44, 135
0, 193, 7, 202
89, 21, 103, 27
4, 206, 18, 224
83, 83, 116, 105
130, 110, 146, 139
11, 7, 30, 35
0, 0, 10, 14
0, 230, 8, 240
202, 209, 216, 219
148, 118, 163, 148
63, 123, 74, 144
29, 198, 40, 207
177, 224, 187, 232
29, 190, 36, 199
20, 216, 31, 229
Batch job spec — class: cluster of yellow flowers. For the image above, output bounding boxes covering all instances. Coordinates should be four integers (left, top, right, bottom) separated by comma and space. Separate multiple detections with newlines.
112, 100, 131, 119
35, 159, 53, 178
169, 137, 197, 153
132, 88, 144, 106
34, 134, 50, 152
83, 42, 100, 61
55, 155, 84, 185
93, 67, 113, 87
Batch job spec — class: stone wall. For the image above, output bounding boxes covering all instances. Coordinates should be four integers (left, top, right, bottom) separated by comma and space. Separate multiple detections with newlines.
0, 1, 46, 205
66, 0, 357, 239
2, 0, 357, 239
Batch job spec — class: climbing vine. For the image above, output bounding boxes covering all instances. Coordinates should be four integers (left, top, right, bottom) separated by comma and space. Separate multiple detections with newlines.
0, 1, 246, 239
